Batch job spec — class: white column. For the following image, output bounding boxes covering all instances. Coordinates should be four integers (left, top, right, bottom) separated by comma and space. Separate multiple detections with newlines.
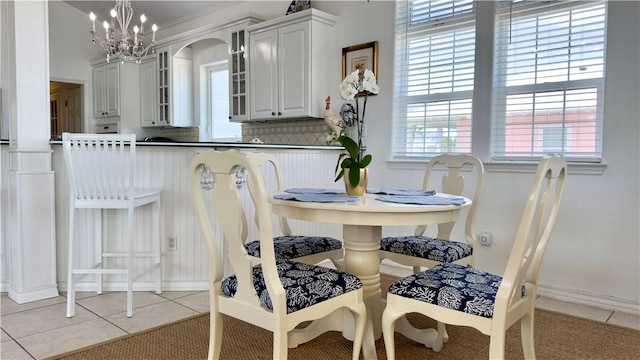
4, 0, 58, 303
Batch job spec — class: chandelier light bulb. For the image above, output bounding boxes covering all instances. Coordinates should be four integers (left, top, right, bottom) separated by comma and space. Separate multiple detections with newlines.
152, 24, 158, 42
103, 20, 109, 40
110, 9, 117, 18
140, 14, 146, 23
89, 12, 96, 32
133, 25, 139, 44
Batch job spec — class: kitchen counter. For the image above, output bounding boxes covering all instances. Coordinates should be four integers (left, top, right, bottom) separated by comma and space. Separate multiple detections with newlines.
38, 140, 342, 151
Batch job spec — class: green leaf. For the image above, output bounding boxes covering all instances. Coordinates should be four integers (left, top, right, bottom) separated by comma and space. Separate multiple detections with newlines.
335, 153, 348, 174
339, 135, 359, 159
334, 168, 344, 182
360, 154, 372, 168
348, 163, 361, 187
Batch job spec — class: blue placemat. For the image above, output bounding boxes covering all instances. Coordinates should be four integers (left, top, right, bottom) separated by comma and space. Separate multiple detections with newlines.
274, 193, 359, 203
284, 188, 346, 194
375, 195, 466, 206
367, 189, 436, 196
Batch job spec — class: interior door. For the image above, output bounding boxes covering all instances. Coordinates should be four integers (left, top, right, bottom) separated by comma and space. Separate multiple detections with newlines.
65, 86, 82, 132
50, 91, 60, 138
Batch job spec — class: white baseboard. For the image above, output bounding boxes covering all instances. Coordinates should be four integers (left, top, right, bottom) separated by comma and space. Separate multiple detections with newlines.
537, 283, 640, 316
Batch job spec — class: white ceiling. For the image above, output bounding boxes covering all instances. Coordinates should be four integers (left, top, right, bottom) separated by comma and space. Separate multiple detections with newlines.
62, 1, 240, 28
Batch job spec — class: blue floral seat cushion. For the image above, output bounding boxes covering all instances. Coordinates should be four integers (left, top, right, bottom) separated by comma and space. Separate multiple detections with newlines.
245, 235, 342, 260
388, 263, 525, 318
380, 236, 472, 263
221, 260, 362, 314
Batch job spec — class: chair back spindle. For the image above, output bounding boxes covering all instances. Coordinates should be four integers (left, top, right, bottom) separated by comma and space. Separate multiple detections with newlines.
63, 133, 135, 206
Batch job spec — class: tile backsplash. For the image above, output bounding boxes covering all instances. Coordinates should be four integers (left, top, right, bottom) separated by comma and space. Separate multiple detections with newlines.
242, 118, 330, 145
160, 127, 200, 142
161, 118, 333, 145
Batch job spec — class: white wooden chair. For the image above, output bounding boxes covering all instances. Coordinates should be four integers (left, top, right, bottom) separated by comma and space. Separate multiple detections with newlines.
242, 152, 343, 267
190, 149, 369, 360
382, 154, 567, 360
379, 154, 485, 272
63, 133, 162, 318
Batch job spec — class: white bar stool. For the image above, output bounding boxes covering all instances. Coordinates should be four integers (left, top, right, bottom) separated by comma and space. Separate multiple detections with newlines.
62, 132, 162, 318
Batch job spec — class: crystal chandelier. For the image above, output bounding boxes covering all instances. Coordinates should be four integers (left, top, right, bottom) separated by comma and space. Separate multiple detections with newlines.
89, 0, 158, 64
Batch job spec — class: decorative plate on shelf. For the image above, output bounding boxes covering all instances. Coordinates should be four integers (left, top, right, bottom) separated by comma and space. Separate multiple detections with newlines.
286, 0, 311, 15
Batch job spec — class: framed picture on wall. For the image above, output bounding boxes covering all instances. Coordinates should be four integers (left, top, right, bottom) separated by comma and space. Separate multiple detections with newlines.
342, 41, 378, 96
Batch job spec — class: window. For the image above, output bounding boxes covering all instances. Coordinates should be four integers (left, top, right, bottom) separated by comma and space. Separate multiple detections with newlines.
201, 61, 241, 141
393, 0, 607, 162
393, 0, 476, 158
492, 1, 606, 161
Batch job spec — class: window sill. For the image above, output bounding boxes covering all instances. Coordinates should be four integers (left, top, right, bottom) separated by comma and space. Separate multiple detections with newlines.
387, 159, 607, 175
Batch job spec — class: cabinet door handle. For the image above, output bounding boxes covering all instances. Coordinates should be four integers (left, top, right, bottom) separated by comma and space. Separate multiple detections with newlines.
278, 112, 282, 116
271, 112, 276, 116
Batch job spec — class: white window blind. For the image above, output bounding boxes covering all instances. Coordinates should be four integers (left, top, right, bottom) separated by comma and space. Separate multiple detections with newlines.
491, 1, 606, 161
393, 0, 476, 158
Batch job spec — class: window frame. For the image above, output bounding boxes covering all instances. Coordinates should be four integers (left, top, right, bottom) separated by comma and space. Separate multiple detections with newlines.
391, 0, 608, 170
491, 0, 606, 162
393, 0, 477, 160
200, 60, 241, 142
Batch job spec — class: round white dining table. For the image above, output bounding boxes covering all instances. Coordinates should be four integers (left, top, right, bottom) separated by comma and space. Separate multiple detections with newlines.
268, 192, 471, 356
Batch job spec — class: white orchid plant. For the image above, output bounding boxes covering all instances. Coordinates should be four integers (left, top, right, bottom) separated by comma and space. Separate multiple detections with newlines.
334, 68, 379, 187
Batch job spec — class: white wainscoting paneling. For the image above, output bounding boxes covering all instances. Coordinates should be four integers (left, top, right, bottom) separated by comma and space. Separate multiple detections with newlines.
51, 146, 342, 292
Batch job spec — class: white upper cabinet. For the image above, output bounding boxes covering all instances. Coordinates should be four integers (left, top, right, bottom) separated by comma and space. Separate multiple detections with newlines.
139, 57, 159, 127
154, 47, 193, 128
92, 62, 120, 118
248, 9, 336, 121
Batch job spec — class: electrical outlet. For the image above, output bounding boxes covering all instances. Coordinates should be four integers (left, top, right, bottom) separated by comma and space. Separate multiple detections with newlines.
168, 235, 177, 251
479, 230, 492, 246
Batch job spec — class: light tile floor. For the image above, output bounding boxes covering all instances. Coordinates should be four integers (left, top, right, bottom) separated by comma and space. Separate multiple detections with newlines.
1, 290, 207, 360
1, 266, 638, 360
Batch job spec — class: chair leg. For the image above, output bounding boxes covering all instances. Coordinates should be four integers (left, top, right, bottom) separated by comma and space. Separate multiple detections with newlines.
126, 207, 134, 318
273, 324, 288, 360
348, 302, 369, 360
66, 206, 76, 318
209, 308, 223, 360
95, 209, 103, 295
154, 198, 162, 294
521, 309, 536, 359
382, 306, 404, 360
488, 330, 507, 360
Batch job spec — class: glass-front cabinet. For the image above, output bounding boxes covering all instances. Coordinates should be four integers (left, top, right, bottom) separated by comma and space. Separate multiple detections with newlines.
229, 28, 249, 122
157, 50, 170, 126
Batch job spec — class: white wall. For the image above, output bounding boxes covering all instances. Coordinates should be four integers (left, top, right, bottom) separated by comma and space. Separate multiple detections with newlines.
47, 1, 98, 134
17, 0, 640, 311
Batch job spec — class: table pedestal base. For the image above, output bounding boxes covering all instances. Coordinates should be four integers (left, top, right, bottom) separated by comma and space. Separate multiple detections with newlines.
288, 308, 378, 359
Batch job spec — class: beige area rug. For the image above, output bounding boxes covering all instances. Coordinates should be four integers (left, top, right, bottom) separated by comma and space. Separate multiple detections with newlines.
49, 275, 640, 360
